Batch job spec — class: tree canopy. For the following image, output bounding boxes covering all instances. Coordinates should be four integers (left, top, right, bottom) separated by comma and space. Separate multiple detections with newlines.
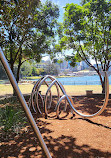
59, 0, 111, 92
0, 0, 59, 83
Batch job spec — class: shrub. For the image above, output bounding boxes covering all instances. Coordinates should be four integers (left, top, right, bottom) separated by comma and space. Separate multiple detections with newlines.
0, 105, 27, 135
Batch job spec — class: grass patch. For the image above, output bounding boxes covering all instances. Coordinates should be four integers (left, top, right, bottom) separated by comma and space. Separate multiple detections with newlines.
57, 76, 76, 78
24, 76, 41, 80
0, 84, 111, 97
0, 84, 34, 96
38, 85, 104, 95
0, 98, 27, 138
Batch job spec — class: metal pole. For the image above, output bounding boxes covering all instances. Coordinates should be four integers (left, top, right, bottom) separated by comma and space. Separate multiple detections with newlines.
0, 47, 52, 158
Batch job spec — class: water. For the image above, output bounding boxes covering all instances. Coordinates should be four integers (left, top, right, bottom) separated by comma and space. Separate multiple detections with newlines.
56, 75, 111, 85
1, 75, 111, 85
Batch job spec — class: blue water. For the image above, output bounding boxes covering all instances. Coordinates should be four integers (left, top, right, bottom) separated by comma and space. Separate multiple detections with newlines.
56, 75, 111, 85
1, 75, 111, 85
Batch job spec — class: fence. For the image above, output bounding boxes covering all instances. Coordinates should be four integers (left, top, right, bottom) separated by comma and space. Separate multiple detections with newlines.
1, 79, 111, 86
60, 80, 101, 85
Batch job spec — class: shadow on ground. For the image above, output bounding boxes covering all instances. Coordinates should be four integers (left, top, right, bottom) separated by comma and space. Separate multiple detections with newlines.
0, 117, 111, 158
0, 95, 111, 158
71, 95, 111, 117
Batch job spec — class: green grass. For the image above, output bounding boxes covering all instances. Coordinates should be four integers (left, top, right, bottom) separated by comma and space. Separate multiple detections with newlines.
24, 76, 41, 80
57, 75, 76, 78
0, 84, 34, 96
0, 83, 111, 96
0, 105, 27, 134
24, 75, 77, 79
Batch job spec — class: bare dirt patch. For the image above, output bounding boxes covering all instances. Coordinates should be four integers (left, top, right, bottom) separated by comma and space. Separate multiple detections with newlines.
0, 96, 111, 158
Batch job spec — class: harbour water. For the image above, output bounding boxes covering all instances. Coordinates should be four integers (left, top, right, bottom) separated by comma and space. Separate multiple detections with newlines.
56, 75, 111, 85
0, 75, 111, 85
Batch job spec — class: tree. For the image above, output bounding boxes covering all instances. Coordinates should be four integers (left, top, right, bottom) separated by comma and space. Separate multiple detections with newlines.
21, 62, 32, 78
59, 0, 111, 93
44, 63, 60, 76
0, 0, 40, 79
0, 62, 8, 79
0, 0, 59, 84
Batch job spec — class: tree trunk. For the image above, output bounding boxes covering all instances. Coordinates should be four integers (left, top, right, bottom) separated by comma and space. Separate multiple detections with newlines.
13, 64, 21, 96
97, 71, 105, 94
102, 77, 105, 94
16, 64, 21, 83
13, 51, 22, 96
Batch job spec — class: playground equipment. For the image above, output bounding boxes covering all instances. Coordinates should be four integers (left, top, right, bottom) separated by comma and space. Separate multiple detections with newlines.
0, 47, 52, 158
29, 74, 109, 118
0, 47, 109, 158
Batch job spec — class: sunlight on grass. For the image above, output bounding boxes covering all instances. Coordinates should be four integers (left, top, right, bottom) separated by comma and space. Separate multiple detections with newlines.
0, 84, 33, 96
0, 84, 111, 97
25, 76, 41, 80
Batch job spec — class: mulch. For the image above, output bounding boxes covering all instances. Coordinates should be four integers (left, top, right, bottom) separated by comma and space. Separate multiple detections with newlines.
0, 95, 111, 158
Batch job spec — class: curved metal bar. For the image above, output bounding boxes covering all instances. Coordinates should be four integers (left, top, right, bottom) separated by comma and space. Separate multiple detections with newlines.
48, 76, 60, 109
36, 76, 60, 114
30, 76, 52, 113
44, 78, 68, 117
56, 95, 74, 119
68, 71, 109, 118
64, 98, 67, 111
28, 77, 43, 109
30, 75, 56, 113
29, 72, 109, 118
45, 80, 57, 116
36, 80, 52, 114
56, 72, 109, 118
36, 80, 52, 113
31, 91, 40, 113
29, 75, 61, 115
35, 91, 44, 114
56, 95, 66, 118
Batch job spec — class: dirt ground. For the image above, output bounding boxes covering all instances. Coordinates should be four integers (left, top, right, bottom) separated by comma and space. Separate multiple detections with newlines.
0, 95, 111, 158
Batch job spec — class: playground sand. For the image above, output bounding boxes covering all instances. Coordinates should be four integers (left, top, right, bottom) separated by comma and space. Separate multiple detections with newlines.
0, 95, 111, 158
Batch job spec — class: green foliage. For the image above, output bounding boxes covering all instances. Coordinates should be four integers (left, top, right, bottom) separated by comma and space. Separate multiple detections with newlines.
31, 67, 38, 76
32, 67, 44, 76
60, 0, 111, 93
0, 105, 27, 134
44, 63, 60, 75
57, 59, 63, 64
62, 0, 111, 66
0, 62, 8, 79
0, 0, 60, 84
65, 52, 81, 67
21, 62, 32, 77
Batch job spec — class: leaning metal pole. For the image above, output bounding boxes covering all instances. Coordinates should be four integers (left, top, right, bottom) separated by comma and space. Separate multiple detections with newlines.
0, 47, 52, 158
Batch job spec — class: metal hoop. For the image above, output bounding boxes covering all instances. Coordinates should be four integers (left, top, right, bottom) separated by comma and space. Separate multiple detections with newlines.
29, 73, 109, 118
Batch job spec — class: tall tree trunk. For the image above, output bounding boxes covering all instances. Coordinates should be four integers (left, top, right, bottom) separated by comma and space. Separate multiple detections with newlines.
98, 71, 105, 94
16, 64, 21, 83
98, 72, 106, 94
102, 77, 105, 94
13, 51, 22, 96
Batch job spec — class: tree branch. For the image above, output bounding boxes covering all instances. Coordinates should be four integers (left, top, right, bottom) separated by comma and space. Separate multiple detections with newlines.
79, 45, 98, 72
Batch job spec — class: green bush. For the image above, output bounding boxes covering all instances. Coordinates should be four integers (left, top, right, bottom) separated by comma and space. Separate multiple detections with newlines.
0, 105, 27, 135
